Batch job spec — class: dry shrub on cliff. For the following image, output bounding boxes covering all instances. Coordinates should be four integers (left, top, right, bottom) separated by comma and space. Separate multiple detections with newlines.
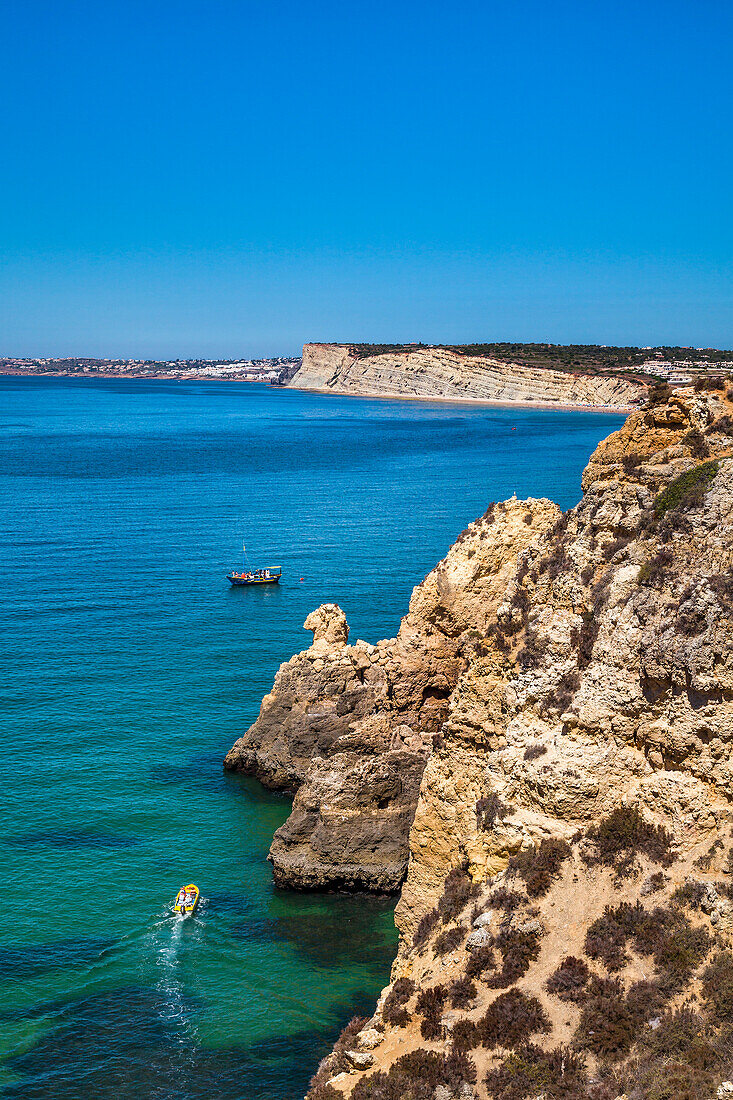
415, 984, 447, 1040
381, 977, 415, 1027
434, 924, 465, 957
646, 381, 672, 406
487, 621, 511, 654
350, 1048, 476, 1100
448, 974, 477, 1008
682, 427, 710, 458
444, 992, 550, 1055
613, 1007, 728, 1100
693, 838, 725, 872
585, 900, 709, 991
478, 988, 550, 1048
465, 943, 496, 980
523, 742, 547, 761
709, 570, 733, 605
543, 668, 580, 716
655, 921, 710, 991
701, 951, 733, 1024
485, 1043, 588, 1100
545, 545, 573, 582
672, 879, 708, 908
550, 513, 570, 540
602, 534, 631, 562
306, 1084, 340, 1100
642, 870, 669, 894
412, 907, 439, 951
510, 584, 531, 622
637, 545, 674, 587
516, 628, 549, 669
707, 413, 733, 435
476, 792, 509, 831
488, 927, 542, 988
545, 955, 590, 1002
577, 609, 601, 670
437, 861, 480, 923
694, 374, 728, 392
575, 976, 640, 1060
307, 1014, 370, 1096
451, 1016, 480, 1052
674, 601, 708, 636
454, 502, 496, 546
332, 1015, 370, 1071
442, 1049, 477, 1092
582, 805, 673, 877
508, 837, 571, 897
585, 904, 634, 971
487, 886, 525, 912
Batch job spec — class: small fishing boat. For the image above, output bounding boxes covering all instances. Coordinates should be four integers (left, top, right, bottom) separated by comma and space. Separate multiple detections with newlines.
173, 883, 200, 915
227, 567, 282, 586
227, 542, 282, 586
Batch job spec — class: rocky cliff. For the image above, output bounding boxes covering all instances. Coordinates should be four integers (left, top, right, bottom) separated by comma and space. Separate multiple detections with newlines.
226, 381, 733, 1099
224, 500, 559, 891
288, 344, 646, 408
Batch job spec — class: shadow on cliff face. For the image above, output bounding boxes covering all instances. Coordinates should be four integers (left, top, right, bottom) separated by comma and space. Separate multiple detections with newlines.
1, 984, 376, 1100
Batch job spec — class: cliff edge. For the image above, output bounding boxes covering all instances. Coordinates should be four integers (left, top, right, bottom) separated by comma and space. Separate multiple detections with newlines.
288, 344, 646, 408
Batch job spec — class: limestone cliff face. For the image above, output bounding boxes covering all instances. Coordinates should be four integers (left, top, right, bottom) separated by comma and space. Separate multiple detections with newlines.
396, 386, 733, 940
290, 344, 645, 408
293, 383, 733, 1099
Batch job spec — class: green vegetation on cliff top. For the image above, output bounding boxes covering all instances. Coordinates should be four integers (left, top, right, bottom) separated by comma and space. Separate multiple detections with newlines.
346, 342, 733, 380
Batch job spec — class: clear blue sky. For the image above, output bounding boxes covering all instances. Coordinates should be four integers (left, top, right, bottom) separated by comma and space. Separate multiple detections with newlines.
2, 0, 732, 358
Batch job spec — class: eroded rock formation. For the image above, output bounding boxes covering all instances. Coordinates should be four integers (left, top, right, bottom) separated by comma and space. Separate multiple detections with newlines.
289, 344, 646, 408
224, 502, 559, 890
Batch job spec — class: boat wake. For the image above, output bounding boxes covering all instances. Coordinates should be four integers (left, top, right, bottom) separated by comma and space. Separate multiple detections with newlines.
145, 903, 208, 1057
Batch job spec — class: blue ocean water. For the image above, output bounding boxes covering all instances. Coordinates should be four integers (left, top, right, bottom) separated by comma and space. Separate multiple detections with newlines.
0, 377, 624, 1099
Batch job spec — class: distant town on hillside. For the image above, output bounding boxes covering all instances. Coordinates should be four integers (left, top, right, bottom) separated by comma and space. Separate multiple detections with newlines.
0, 356, 302, 382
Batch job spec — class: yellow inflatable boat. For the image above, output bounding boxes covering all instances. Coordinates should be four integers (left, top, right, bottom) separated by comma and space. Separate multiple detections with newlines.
173, 883, 200, 915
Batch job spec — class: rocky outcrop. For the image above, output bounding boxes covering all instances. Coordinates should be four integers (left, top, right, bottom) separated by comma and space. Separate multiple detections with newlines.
224, 502, 560, 891
289, 344, 646, 408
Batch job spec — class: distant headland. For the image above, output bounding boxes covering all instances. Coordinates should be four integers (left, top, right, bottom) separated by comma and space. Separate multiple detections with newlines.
285, 342, 733, 410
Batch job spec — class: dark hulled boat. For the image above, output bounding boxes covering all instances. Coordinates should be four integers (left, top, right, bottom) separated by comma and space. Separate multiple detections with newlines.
227, 567, 282, 586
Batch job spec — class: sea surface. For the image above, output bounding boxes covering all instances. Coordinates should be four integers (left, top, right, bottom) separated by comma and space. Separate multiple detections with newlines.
0, 377, 624, 1099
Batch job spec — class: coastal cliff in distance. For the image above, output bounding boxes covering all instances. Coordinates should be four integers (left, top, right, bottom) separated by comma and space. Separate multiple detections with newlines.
288, 343, 647, 408
227, 378, 733, 1099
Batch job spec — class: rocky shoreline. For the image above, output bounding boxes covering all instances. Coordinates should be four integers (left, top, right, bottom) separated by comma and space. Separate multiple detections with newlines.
225, 380, 733, 1098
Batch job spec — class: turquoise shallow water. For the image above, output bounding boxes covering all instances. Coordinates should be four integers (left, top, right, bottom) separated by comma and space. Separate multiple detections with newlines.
0, 378, 624, 1099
